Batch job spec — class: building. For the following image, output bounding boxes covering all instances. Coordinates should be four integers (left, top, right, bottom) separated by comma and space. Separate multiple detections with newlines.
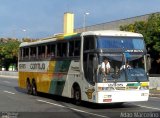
75, 12, 160, 75
74, 12, 160, 33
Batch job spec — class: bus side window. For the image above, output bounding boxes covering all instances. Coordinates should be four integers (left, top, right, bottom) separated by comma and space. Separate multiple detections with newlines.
30, 47, 36, 59
38, 45, 45, 59
84, 36, 95, 51
69, 41, 74, 56
51, 44, 55, 57
57, 43, 62, 57
62, 43, 67, 57
19, 48, 23, 60
74, 40, 80, 56
69, 40, 80, 57
47, 44, 51, 57
47, 44, 55, 58
57, 43, 67, 57
23, 48, 29, 60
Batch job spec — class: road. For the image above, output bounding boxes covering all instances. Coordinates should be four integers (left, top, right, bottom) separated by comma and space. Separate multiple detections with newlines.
0, 77, 160, 118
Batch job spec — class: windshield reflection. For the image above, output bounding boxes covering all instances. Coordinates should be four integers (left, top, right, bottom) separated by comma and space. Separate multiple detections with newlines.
97, 53, 148, 83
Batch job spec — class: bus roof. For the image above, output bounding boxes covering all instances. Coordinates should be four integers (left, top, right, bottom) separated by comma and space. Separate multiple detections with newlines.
81, 30, 143, 37
20, 30, 143, 47
19, 33, 80, 47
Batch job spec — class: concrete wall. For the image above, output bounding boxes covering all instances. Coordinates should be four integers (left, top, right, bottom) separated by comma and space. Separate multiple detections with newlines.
149, 77, 160, 90
75, 13, 150, 33
74, 12, 160, 33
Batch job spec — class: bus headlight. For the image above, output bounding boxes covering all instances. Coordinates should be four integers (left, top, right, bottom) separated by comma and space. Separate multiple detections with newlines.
140, 86, 149, 90
140, 82, 149, 90
98, 87, 115, 91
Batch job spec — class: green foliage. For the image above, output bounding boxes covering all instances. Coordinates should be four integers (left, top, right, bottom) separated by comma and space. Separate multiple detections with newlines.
0, 39, 20, 70
120, 13, 160, 53
146, 14, 160, 52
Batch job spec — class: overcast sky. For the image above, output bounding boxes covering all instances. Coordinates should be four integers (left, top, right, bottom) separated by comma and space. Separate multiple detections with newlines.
0, 0, 160, 39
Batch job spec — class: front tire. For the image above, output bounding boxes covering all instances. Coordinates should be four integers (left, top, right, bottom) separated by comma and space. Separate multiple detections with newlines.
74, 87, 81, 105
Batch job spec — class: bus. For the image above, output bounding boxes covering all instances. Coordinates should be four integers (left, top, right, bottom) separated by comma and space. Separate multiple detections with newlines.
18, 30, 150, 104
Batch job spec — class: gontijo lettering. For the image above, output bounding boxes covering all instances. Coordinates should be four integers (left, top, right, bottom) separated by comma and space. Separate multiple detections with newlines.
30, 63, 45, 70
19, 64, 26, 69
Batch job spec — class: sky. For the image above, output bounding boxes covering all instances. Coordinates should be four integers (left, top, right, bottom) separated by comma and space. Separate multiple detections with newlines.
0, 0, 160, 39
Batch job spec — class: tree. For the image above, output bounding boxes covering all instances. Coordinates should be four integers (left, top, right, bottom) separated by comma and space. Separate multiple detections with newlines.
145, 14, 160, 52
0, 39, 20, 70
120, 13, 160, 52
120, 13, 160, 74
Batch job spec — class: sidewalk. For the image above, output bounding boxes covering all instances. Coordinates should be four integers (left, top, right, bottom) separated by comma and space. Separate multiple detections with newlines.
149, 89, 160, 98
0, 74, 18, 79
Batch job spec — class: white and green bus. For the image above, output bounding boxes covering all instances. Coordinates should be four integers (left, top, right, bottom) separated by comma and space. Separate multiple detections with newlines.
18, 30, 150, 104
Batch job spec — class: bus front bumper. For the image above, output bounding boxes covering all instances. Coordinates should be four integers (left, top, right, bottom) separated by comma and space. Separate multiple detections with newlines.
97, 90, 149, 103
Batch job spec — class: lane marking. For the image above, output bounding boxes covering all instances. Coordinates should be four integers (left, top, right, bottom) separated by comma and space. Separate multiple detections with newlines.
3, 81, 11, 84
137, 105, 160, 111
37, 99, 66, 108
3, 90, 15, 95
37, 99, 109, 118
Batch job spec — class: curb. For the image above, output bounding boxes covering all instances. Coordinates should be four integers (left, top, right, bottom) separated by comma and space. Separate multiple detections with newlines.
149, 93, 160, 97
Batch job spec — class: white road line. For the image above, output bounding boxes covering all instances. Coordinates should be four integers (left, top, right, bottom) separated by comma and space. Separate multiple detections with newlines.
37, 99, 109, 118
3, 81, 11, 84
37, 99, 66, 108
137, 105, 160, 111
3, 90, 15, 95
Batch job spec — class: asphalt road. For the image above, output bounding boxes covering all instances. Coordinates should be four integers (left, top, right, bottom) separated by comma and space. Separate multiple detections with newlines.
0, 77, 160, 118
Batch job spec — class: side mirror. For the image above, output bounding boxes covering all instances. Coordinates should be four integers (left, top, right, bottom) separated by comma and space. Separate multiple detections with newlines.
93, 56, 98, 71
146, 54, 151, 71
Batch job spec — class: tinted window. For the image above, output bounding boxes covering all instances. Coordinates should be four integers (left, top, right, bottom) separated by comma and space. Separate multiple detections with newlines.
97, 36, 145, 50
38, 45, 45, 58
74, 40, 80, 56
23, 48, 29, 59
30, 47, 37, 59
47, 44, 56, 57
57, 43, 67, 57
84, 36, 95, 51
69, 40, 81, 57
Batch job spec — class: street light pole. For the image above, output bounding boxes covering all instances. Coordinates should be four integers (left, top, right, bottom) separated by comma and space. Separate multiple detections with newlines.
83, 12, 90, 32
22, 29, 27, 42
22, 29, 26, 37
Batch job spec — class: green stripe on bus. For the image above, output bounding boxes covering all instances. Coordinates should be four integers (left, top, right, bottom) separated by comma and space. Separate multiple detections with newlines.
127, 83, 140, 87
49, 60, 71, 95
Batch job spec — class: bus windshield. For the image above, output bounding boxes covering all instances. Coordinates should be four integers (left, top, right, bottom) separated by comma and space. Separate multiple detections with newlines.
97, 36, 145, 50
97, 53, 148, 83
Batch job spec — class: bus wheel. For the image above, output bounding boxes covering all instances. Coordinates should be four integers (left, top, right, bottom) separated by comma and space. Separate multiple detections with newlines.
32, 81, 37, 96
26, 80, 32, 95
74, 87, 81, 105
